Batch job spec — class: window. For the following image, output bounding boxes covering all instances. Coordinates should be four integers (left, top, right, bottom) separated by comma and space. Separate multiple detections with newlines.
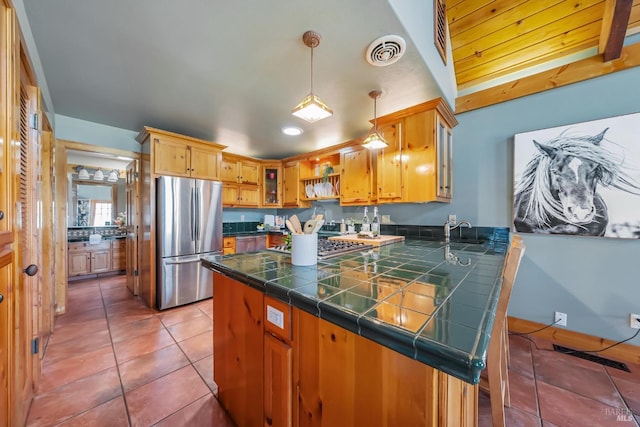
434, 0, 447, 64
93, 201, 112, 226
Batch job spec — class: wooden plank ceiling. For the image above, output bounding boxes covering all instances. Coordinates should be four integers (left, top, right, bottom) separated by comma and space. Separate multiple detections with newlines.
447, 0, 640, 91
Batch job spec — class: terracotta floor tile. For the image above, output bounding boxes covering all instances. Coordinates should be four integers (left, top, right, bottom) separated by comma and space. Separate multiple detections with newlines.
533, 348, 626, 409
101, 286, 135, 306
113, 327, 176, 364
38, 345, 116, 393
55, 306, 106, 327
178, 330, 213, 362
166, 314, 213, 342
110, 315, 164, 344
610, 375, 640, 414
152, 393, 235, 427
54, 396, 128, 427
99, 275, 127, 289
49, 318, 109, 346
606, 361, 640, 383
65, 294, 104, 314
126, 365, 211, 427
193, 355, 217, 394
537, 381, 636, 426
44, 329, 112, 366
195, 298, 214, 318
508, 334, 535, 378
158, 304, 206, 327
119, 344, 190, 392
26, 367, 122, 427
509, 370, 539, 417
505, 406, 542, 427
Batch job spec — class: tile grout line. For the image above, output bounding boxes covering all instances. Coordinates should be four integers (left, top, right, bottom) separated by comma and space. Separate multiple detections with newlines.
99, 276, 135, 427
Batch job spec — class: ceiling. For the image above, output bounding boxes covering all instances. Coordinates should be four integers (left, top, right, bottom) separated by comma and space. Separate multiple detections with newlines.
21, 1, 640, 160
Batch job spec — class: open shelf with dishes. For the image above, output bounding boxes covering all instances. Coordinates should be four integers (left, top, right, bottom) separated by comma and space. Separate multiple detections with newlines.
298, 152, 341, 201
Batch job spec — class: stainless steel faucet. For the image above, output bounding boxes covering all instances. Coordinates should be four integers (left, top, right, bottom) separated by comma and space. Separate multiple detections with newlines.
444, 219, 471, 242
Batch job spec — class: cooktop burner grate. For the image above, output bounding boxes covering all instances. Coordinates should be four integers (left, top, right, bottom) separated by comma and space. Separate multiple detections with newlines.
269, 238, 373, 259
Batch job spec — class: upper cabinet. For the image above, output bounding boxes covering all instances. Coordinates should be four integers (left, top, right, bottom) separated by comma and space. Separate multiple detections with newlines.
340, 147, 375, 206
282, 161, 310, 208
374, 98, 457, 204
138, 127, 226, 181
220, 153, 261, 208
261, 162, 282, 207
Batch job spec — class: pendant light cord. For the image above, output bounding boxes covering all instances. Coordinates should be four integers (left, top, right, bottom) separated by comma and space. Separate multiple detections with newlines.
310, 46, 314, 94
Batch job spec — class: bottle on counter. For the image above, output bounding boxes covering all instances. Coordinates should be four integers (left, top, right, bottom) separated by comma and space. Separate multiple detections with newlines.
371, 207, 380, 236
361, 207, 370, 233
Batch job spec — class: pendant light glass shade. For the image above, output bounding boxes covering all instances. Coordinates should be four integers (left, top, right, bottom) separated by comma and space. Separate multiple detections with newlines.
362, 90, 388, 150
93, 168, 104, 181
107, 169, 119, 182
292, 31, 333, 123
76, 166, 90, 180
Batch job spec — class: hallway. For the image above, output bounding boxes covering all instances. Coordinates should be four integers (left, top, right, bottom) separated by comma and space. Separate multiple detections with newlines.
25, 274, 234, 426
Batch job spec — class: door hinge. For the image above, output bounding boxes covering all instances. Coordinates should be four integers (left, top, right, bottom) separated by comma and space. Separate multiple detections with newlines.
30, 113, 38, 130
134, 172, 139, 178
31, 337, 39, 354
134, 269, 139, 277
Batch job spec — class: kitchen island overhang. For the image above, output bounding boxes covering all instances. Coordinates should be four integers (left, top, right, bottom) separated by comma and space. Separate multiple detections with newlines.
202, 237, 509, 385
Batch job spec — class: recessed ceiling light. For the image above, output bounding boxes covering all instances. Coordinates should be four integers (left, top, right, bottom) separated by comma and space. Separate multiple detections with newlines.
282, 126, 303, 136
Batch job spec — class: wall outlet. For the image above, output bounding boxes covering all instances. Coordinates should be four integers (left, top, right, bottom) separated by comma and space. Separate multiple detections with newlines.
381, 214, 391, 224
630, 314, 640, 329
448, 214, 457, 223
554, 312, 567, 327
240, 215, 245, 222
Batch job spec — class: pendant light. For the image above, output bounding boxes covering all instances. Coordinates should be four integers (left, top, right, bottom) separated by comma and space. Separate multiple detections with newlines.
362, 90, 388, 149
107, 169, 119, 182
93, 168, 104, 181
75, 165, 90, 180
291, 30, 333, 123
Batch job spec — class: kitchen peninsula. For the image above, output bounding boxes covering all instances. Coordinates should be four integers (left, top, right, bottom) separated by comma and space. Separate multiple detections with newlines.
202, 233, 509, 427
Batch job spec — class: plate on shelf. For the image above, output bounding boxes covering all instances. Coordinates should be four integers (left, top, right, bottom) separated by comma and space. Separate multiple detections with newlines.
305, 184, 315, 198
323, 182, 334, 196
314, 182, 326, 197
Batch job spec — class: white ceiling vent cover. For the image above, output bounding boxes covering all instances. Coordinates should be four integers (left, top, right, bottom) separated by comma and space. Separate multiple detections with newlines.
366, 35, 406, 66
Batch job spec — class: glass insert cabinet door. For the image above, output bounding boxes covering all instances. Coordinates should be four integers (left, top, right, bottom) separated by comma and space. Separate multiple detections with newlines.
262, 165, 281, 206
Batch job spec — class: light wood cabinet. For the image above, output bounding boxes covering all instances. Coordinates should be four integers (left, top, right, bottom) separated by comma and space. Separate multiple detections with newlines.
223, 236, 236, 255
267, 233, 285, 248
264, 333, 292, 427
282, 161, 310, 208
222, 183, 259, 207
375, 98, 457, 204
261, 163, 282, 207
213, 273, 264, 427
220, 154, 260, 185
67, 240, 125, 277
153, 134, 222, 180
340, 147, 375, 205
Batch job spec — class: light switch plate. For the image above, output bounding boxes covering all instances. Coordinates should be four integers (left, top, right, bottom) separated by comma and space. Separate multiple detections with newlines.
448, 214, 457, 222
266, 305, 284, 329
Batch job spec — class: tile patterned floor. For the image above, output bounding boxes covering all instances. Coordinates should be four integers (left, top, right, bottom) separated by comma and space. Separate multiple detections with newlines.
478, 333, 640, 426
25, 274, 640, 426
26, 274, 235, 427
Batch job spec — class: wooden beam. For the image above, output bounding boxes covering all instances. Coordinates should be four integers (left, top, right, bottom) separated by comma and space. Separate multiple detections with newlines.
456, 41, 640, 113
599, 0, 634, 61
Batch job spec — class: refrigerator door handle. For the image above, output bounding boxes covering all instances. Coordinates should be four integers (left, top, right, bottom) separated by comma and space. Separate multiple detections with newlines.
190, 187, 196, 241
195, 186, 200, 241
164, 256, 202, 265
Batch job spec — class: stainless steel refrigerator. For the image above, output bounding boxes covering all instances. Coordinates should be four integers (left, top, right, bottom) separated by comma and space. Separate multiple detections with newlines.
156, 176, 223, 310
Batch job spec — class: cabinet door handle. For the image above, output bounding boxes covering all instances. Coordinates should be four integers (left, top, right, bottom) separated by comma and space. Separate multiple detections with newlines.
23, 264, 38, 276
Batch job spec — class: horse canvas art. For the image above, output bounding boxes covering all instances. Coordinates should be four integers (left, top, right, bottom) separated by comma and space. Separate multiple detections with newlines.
513, 113, 640, 238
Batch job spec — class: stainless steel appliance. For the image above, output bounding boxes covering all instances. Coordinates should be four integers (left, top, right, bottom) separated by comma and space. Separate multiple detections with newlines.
156, 176, 222, 310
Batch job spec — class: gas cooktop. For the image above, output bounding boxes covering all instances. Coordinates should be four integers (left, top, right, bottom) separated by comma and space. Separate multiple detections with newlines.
269, 237, 374, 260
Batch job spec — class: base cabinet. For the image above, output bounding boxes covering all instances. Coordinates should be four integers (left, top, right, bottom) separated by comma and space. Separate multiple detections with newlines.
68, 240, 125, 277
213, 273, 478, 427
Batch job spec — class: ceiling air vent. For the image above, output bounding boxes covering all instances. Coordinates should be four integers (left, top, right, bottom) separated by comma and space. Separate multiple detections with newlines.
365, 35, 406, 67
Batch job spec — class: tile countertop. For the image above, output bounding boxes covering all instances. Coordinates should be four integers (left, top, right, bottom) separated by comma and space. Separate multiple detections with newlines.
201, 238, 509, 384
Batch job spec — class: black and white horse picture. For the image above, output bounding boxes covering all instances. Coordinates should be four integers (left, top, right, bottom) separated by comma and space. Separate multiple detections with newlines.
513, 114, 640, 238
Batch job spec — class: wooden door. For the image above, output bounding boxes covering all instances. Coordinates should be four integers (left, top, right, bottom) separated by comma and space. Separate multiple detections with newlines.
91, 250, 111, 273
264, 333, 292, 427
68, 251, 90, 276
376, 121, 403, 202
282, 163, 299, 207
403, 111, 437, 202
154, 137, 190, 177
125, 160, 139, 294
237, 185, 259, 207
189, 145, 221, 180
340, 149, 371, 204
0, 253, 11, 427
436, 113, 453, 200
213, 273, 264, 427
239, 160, 259, 185
219, 156, 239, 183
221, 184, 239, 207
13, 80, 40, 426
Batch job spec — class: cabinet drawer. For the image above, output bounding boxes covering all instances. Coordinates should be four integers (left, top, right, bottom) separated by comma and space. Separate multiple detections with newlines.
68, 241, 111, 252
264, 296, 291, 343
223, 237, 236, 249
